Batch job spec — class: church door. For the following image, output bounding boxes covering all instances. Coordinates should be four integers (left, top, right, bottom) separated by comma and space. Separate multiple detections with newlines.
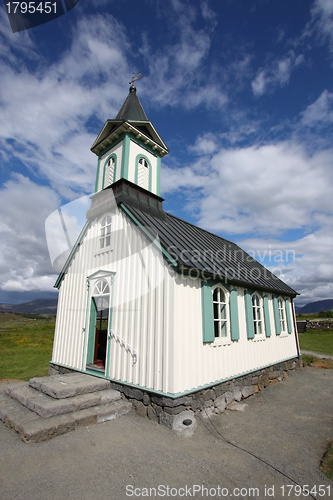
86, 278, 111, 373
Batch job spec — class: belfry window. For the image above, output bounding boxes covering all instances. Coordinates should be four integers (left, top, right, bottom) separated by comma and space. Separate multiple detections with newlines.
137, 157, 149, 190
100, 216, 111, 249
104, 157, 115, 187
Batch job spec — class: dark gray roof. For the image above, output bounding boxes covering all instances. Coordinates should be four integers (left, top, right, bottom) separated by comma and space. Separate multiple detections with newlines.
121, 203, 298, 297
116, 86, 148, 121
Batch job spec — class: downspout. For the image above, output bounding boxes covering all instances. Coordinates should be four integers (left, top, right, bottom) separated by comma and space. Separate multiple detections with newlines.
291, 298, 301, 359
82, 277, 91, 370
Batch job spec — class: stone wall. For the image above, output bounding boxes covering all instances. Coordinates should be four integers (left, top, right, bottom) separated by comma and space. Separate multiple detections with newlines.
111, 357, 302, 437
305, 320, 333, 330
49, 357, 302, 437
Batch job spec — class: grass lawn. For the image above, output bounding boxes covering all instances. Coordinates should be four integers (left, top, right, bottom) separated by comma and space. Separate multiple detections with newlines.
0, 312, 55, 381
298, 329, 333, 356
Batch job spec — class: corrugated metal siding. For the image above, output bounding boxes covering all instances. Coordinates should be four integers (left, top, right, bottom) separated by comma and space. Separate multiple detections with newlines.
170, 279, 298, 394
52, 208, 174, 392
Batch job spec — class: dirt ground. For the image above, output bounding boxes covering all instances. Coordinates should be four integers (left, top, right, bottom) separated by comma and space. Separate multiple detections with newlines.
0, 366, 332, 500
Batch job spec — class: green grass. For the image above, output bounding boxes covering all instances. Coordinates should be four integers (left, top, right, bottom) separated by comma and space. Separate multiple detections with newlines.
0, 312, 55, 380
321, 442, 333, 480
297, 311, 333, 320
298, 329, 333, 356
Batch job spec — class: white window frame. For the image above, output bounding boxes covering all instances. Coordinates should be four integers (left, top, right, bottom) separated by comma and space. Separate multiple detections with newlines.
252, 292, 265, 338
99, 215, 112, 250
278, 297, 287, 335
212, 285, 231, 344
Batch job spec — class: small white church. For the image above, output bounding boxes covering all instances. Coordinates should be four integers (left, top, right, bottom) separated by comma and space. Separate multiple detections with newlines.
51, 84, 301, 416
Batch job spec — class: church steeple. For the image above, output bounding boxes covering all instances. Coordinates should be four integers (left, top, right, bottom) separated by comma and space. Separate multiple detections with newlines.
115, 85, 148, 121
91, 85, 168, 197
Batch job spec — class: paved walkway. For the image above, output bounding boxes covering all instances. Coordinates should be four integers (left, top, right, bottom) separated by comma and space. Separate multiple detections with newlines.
1, 366, 333, 500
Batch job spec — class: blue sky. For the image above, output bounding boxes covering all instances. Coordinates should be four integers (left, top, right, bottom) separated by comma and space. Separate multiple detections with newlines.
1, 0, 332, 306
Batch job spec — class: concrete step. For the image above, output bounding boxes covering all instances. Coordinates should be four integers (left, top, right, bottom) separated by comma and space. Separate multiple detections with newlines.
28, 373, 111, 399
6, 383, 122, 418
0, 374, 133, 443
0, 391, 132, 443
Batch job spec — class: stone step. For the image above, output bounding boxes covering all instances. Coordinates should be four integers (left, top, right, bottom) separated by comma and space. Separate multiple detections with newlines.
6, 383, 122, 418
28, 373, 111, 399
0, 391, 132, 443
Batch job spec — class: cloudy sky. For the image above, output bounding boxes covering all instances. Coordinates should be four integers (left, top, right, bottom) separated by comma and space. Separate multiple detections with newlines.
1, 0, 332, 306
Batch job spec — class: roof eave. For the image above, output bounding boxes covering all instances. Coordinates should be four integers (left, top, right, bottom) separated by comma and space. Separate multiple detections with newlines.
91, 121, 169, 157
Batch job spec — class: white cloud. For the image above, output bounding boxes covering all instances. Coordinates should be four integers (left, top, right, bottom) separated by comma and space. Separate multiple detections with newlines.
0, 13, 131, 200
251, 70, 267, 96
162, 137, 333, 301
311, 0, 333, 52
251, 52, 304, 96
138, 1, 227, 110
200, 142, 333, 234
189, 132, 219, 155
163, 139, 333, 237
240, 229, 333, 305
301, 90, 333, 126
0, 175, 59, 293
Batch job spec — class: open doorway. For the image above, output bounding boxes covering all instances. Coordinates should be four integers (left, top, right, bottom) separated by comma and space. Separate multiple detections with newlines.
86, 279, 110, 372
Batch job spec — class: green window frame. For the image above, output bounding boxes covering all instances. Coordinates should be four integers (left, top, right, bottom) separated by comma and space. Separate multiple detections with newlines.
102, 153, 117, 189
285, 298, 293, 333
245, 290, 266, 339
273, 296, 282, 335
201, 281, 239, 343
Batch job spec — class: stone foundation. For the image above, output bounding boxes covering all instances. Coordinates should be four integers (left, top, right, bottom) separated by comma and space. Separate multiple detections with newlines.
49, 357, 302, 436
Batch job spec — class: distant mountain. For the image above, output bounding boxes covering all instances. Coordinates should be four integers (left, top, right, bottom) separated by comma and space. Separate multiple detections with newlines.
295, 299, 333, 314
0, 298, 58, 315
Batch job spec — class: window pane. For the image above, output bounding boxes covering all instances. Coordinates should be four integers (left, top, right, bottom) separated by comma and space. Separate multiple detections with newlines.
105, 236, 110, 246
258, 321, 262, 335
213, 288, 219, 302
214, 321, 219, 338
220, 320, 227, 337
220, 303, 226, 319
100, 239, 104, 249
214, 302, 219, 319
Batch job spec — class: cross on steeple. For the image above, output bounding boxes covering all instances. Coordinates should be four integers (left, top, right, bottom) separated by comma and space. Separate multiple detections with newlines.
129, 72, 144, 85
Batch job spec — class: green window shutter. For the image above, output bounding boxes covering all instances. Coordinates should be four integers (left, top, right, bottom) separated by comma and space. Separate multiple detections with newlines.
285, 298, 293, 333
201, 281, 214, 343
229, 288, 240, 340
86, 299, 97, 364
273, 296, 281, 335
263, 296, 271, 337
245, 291, 255, 339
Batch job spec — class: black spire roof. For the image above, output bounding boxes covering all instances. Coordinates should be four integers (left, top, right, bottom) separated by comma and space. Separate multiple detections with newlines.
115, 85, 148, 121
